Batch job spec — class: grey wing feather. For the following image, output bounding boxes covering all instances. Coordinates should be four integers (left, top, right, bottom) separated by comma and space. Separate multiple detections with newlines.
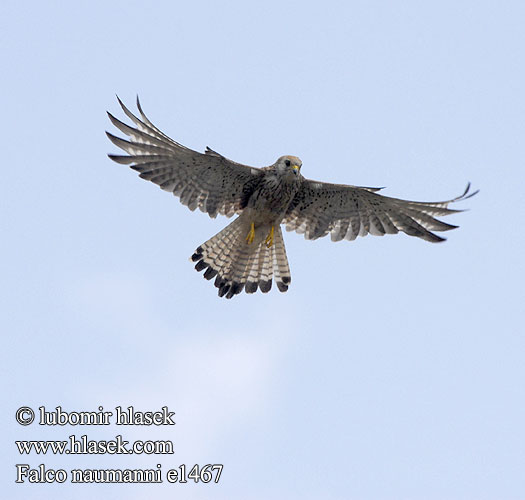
106, 96, 264, 218
284, 179, 478, 243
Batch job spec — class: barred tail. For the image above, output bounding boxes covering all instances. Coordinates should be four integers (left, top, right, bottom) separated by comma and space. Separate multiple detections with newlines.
191, 218, 291, 299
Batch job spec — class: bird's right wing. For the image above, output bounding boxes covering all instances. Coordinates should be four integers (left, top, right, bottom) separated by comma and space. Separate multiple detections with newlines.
106, 97, 264, 218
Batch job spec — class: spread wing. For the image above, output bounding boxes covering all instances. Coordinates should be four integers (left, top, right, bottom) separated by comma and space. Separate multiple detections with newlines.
106, 97, 264, 218
284, 179, 478, 243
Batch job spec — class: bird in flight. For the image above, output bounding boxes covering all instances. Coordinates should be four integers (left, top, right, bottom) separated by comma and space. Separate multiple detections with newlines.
107, 97, 477, 299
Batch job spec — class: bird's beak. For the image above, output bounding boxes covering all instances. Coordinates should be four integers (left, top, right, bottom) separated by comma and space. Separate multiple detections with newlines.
292, 165, 301, 174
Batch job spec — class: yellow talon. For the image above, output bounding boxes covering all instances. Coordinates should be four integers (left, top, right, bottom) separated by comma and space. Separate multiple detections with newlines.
246, 222, 255, 244
265, 226, 274, 248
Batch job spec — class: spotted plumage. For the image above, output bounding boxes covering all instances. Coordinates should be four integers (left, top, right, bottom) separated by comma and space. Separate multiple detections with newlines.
107, 97, 477, 298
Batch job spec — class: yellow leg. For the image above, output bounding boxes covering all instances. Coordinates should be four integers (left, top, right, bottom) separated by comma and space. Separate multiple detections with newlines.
265, 226, 275, 248
245, 222, 255, 244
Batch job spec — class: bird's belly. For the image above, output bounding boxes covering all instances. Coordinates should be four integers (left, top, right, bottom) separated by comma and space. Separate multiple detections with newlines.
243, 206, 284, 227
246, 184, 295, 225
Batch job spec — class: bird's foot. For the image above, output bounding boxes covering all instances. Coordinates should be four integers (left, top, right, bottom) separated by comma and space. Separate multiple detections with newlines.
246, 222, 255, 244
265, 226, 274, 248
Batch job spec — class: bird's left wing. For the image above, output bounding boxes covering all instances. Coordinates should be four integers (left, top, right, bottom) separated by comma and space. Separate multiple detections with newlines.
284, 179, 478, 243
106, 97, 264, 218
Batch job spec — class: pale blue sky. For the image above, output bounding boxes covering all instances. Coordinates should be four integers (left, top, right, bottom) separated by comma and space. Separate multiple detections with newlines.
2, 1, 524, 499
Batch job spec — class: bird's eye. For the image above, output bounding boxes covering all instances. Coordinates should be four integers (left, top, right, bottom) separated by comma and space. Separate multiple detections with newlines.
285, 159, 291, 167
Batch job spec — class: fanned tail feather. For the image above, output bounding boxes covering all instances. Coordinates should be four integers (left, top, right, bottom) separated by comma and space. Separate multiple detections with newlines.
191, 219, 291, 298
271, 226, 291, 292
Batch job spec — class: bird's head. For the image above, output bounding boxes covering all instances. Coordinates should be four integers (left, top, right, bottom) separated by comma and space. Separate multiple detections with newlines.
276, 155, 302, 178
